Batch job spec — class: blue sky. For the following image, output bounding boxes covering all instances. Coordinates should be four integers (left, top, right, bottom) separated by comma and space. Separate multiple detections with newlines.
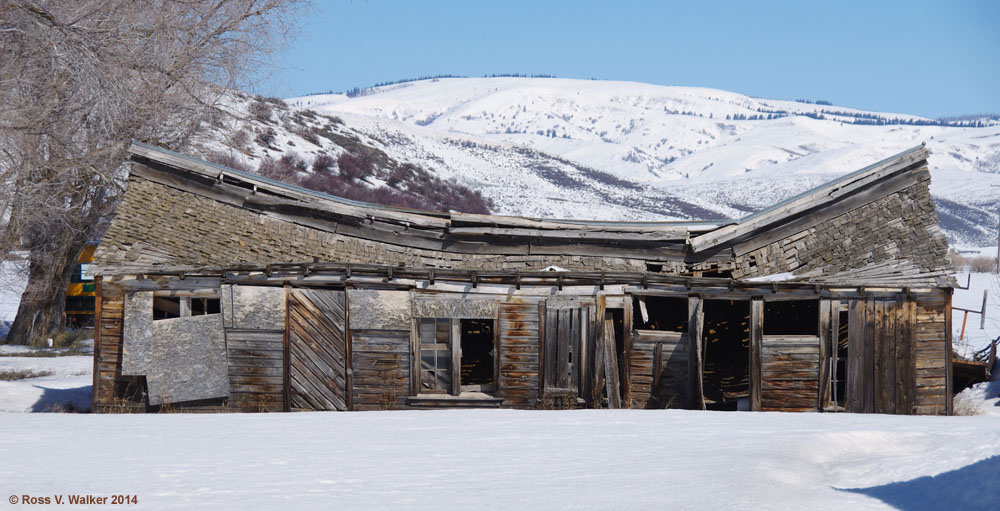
258, 1, 1000, 119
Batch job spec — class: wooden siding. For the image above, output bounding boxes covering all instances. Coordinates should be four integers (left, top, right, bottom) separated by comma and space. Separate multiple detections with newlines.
543, 307, 584, 393
628, 330, 690, 409
913, 295, 949, 415
226, 329, 284, 412
760, 335, 821, 412
845, 298, 919, 414
351, 330, 410, 410
497, 300, 541, 408
287, 289, 349, 411
94, 282, 134, 410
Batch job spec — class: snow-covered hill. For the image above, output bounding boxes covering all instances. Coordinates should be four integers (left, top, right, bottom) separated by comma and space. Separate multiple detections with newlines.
280, 78, 1000, 250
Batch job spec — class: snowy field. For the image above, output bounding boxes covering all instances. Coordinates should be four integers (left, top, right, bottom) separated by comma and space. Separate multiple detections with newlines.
0, 346, 92, 413
0, 409, 998, 510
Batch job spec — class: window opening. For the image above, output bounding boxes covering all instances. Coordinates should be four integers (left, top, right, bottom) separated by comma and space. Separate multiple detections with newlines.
632, 296, 687, 331
763, 300, 818, 336
152, 294, 221, 321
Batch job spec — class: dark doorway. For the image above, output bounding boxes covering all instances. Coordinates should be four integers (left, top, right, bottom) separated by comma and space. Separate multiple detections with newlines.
609, 308, 626, 402
702, 300, 751, 411
460, 319, 495, 392
833, 308, 849, 409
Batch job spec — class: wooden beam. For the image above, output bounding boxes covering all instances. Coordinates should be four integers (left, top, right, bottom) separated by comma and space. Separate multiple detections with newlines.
604, 318, 622, 409
750, 298, 763, 411
818, 300, 831, 411
688, 296, 705, 410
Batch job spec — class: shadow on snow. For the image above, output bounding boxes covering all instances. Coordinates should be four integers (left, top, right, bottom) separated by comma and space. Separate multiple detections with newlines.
839, 455, 1000, 511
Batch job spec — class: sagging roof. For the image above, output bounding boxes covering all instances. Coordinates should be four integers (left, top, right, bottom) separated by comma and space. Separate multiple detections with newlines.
113, 141, 950, 287
129, 141, 929, 248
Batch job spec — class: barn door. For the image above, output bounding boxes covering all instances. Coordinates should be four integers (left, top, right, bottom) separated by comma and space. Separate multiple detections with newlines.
286, 288, 349, 411
543, 306, 586, 393
846, 298, 914, 414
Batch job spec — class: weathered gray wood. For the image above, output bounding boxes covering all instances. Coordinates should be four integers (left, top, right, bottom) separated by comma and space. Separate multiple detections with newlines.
847, 300, 865, 413
121, 291, 153, 376
732, 166, 931, 256
864, 297, 876, 413
818, 300, 831, 410
147, 313, 229, 406
347, 289, 411, 330
688, 296, 705, 410
287, 288, 348, 411
412, 296, 498, 319
690, 145, 928, 252
451, 318, 461, 396
603, 318, 622, 409
222, 285, 286, 330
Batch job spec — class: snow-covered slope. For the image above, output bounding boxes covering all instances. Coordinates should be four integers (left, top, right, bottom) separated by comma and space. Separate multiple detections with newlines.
282, 78, 1000, 249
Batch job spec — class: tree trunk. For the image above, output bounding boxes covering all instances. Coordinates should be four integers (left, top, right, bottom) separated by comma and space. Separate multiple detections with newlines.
5, 238, 86, 346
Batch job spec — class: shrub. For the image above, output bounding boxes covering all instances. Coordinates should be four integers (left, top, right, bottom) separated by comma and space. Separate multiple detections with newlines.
248, 99, 273, 123
313, 153, 335, 173
257, 157, 297, 182
229, 129, 250, 148
338, 151, 376, 181
279, 152, 307, 173
255, 127, 277, 147
205, 151, 251, 172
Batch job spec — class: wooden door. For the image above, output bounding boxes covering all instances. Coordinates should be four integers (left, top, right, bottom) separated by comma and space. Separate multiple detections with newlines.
286, 288, 349, 411
846, 298, 914, 414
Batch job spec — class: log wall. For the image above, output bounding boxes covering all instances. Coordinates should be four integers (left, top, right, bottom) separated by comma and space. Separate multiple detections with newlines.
913, 294, 951, 415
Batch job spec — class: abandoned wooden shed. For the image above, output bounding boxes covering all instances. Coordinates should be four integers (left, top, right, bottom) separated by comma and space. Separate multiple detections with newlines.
90, 142, 954, 414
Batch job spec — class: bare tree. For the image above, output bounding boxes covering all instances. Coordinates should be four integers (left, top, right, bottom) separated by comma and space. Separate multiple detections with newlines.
0, 0, 307, 344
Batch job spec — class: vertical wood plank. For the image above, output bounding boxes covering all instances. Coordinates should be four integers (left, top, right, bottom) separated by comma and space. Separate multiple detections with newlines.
283, 286, 291, 412
818, 300, 831, 411
688, 296, 705, 410
603, 318, 622, 409
570, 308, 581, 391
493, 308, 501, 398
92, 276, 103, 411
847, 300, 865, 413
897, 299, 915, 414
590, 296, 606, 405
345, 295, 353, 411
945, 292, 954, 415
829, 300, 841, 408
886, 299, 898, 414
538, 301, 546, 398
557, 308, 570, 389
623, 296, 633, 408
750, 298, 763, 412
874, 300, 887, 414
451, 318, 461, 396
864, 297, 876, 413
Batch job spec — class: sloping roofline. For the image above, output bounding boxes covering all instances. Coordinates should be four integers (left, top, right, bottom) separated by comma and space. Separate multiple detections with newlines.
128, 141, 928, 245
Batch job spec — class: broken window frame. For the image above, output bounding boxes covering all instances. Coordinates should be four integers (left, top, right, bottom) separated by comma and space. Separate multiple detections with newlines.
152, 289, 222, 321
416, 317, 498, 396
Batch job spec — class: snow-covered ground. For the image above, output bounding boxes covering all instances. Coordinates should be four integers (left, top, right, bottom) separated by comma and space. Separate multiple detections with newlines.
0, 259, 28, 339
0, 409, 997, 510
951, 272, 1000, 359
0, 345, 92, 413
